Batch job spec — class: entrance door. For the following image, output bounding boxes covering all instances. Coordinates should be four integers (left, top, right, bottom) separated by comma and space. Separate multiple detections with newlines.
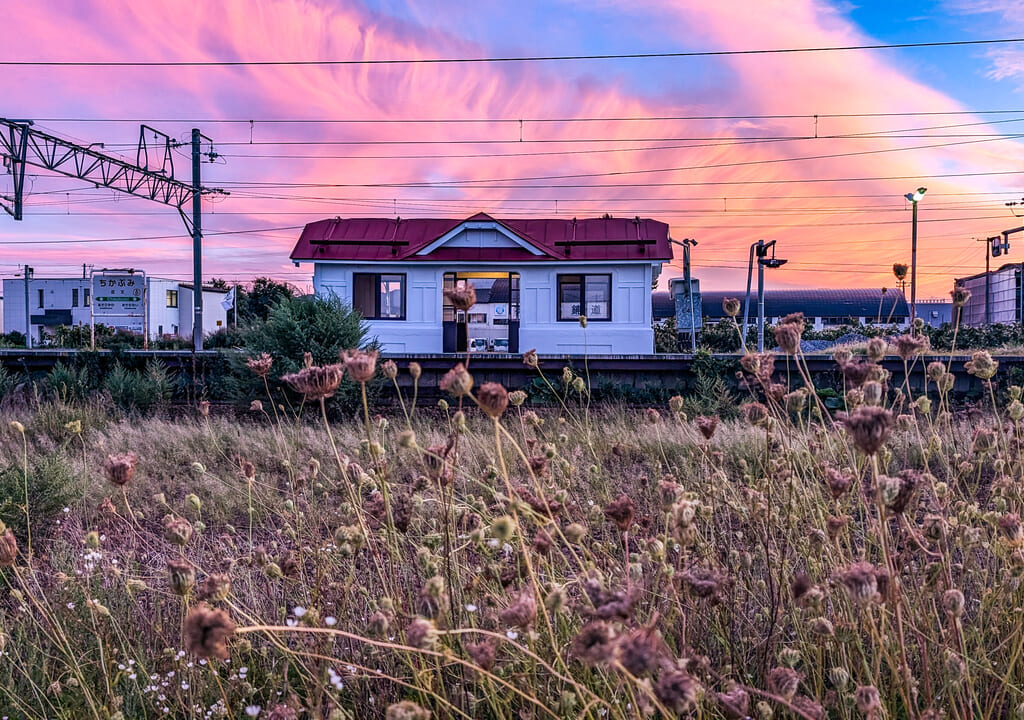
508, 272, 520, 353
441, 272, 467, 353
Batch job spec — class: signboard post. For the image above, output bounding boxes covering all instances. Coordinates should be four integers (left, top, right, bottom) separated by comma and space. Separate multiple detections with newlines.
90, 269, 147, 350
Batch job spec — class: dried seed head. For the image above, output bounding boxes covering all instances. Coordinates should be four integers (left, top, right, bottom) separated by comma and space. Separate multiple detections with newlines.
198, 400, 210, 417
841, 406, 893, 455
716, 687, 750, 720
184, 603, 234, 660
381, 359, 398, 379
439, 363, 474, 398
476, 382, 509, 418
942, 588, 965, 618
281, 363, 345, 401
893, 333, 928, 360
405, 617, 439, 649
499, 587, 538, 628
669, 395, 685, 414
0, 527, 17, 567
866, 337, 888, 362
723, 297, 742, 317
167, 557, 196, 596
833, 348, 853, 366
246, 352, 274, 377
743, 402, 769, 427
965, 350, 998, 380
603, 494, 635, 532
839, 561, 879, 603
950, 284, 971, 307
571, 621, 616, 666
465, 637, 498, 671
893, 263, 909, 281
616, 626, 666, 677
522, 349, 539, 368
825, 467, 854, 500
855, 685, 882, 714
341, 349, 379, 383
508, 390, 528, 407
926, 361, 946, 382
767, 666, 801, 700
655, 668, 699, 714
444, 283, 477, 311
163, 516, 193, 547
103, 453, 137, 487
774, 321, 803, 355
999, 513, 1024, 546
240, 460, 256, 481
862, 381, 884, 406
695, 415, 719, 440
784, 389, 807, 414
197, 573, 232, 602
408, 361, 422, 380
645, 407, 662, 424
250, 400, 263, 412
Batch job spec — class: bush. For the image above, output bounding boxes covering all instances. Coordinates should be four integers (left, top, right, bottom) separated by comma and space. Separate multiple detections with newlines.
0, 454, 82, 544
102, 361, 174, 413
224, 294, 371, 413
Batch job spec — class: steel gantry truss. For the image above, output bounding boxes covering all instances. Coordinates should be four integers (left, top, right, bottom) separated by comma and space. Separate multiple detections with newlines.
0, 118, 227, 351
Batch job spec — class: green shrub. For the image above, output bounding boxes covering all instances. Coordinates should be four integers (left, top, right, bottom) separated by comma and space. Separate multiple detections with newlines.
0, 454, 82, 544
45, 361, 93, 401
225, 294, 372, 413
102, 361, 174, 413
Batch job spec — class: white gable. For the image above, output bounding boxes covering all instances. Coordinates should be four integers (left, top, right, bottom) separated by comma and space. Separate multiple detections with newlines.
416, 220, 545, 256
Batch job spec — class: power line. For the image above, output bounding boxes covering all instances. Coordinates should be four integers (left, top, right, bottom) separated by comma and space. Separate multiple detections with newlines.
5, 36, 1023, 66
28, 109, 1024, 123
0, 225, 304, 245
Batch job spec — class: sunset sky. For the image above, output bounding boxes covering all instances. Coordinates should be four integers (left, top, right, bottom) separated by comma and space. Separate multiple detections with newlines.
3, 0, 1024, 297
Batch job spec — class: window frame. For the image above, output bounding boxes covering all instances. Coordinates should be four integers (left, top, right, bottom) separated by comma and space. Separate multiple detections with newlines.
352, 272, 407, 321
166, 289, 179, 308
557, 273, 612, 322
72, 288, 79, 308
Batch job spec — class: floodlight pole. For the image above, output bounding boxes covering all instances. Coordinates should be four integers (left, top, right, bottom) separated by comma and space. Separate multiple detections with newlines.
905, 187, 927, 326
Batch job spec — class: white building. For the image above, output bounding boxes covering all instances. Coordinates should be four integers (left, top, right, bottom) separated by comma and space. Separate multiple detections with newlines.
290, 213, 673, 354
2, 274, 229, 345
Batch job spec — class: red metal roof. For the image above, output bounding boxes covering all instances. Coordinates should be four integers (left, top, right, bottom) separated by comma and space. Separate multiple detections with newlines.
290, 213, 673, 263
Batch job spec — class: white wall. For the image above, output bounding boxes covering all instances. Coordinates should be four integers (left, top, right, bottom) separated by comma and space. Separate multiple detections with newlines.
312, 261, 656, 354
2, 278, 92, 342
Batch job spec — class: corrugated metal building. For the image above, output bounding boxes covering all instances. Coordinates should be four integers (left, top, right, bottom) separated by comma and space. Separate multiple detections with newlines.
653, 288, 925, 329
956, 263, 1023, 326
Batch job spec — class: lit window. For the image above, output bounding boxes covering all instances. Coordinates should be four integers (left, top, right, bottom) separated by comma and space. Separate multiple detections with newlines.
468, 312, 488, 324
353, 273, 405, 320
167, 290, 178, 308
557, 274, 611, 321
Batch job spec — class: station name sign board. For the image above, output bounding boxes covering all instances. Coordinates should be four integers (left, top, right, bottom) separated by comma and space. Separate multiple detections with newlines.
91, 271, 145, 334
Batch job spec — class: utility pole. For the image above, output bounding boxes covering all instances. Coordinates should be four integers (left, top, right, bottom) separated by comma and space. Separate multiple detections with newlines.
23, 265, 32, 349
191, 129, 204, 353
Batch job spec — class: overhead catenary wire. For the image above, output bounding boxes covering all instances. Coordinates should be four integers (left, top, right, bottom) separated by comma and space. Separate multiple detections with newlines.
4, 35, 1023, 66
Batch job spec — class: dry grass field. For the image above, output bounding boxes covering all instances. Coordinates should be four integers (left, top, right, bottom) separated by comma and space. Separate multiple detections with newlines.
0, 321, 1021, 719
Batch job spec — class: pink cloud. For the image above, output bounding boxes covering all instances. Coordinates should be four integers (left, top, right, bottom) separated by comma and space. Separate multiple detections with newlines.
0, 0, 1021, 299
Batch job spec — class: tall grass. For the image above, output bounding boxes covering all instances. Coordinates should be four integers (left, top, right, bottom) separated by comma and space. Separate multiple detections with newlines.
0, 334, 1020, 719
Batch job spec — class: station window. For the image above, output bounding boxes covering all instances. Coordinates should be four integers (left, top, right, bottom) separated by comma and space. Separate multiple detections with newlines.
353, 273, 406, 320
557, 274, 611, 321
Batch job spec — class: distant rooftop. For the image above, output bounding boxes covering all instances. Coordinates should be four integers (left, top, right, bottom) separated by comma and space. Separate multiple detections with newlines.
653, 288, 910, 320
